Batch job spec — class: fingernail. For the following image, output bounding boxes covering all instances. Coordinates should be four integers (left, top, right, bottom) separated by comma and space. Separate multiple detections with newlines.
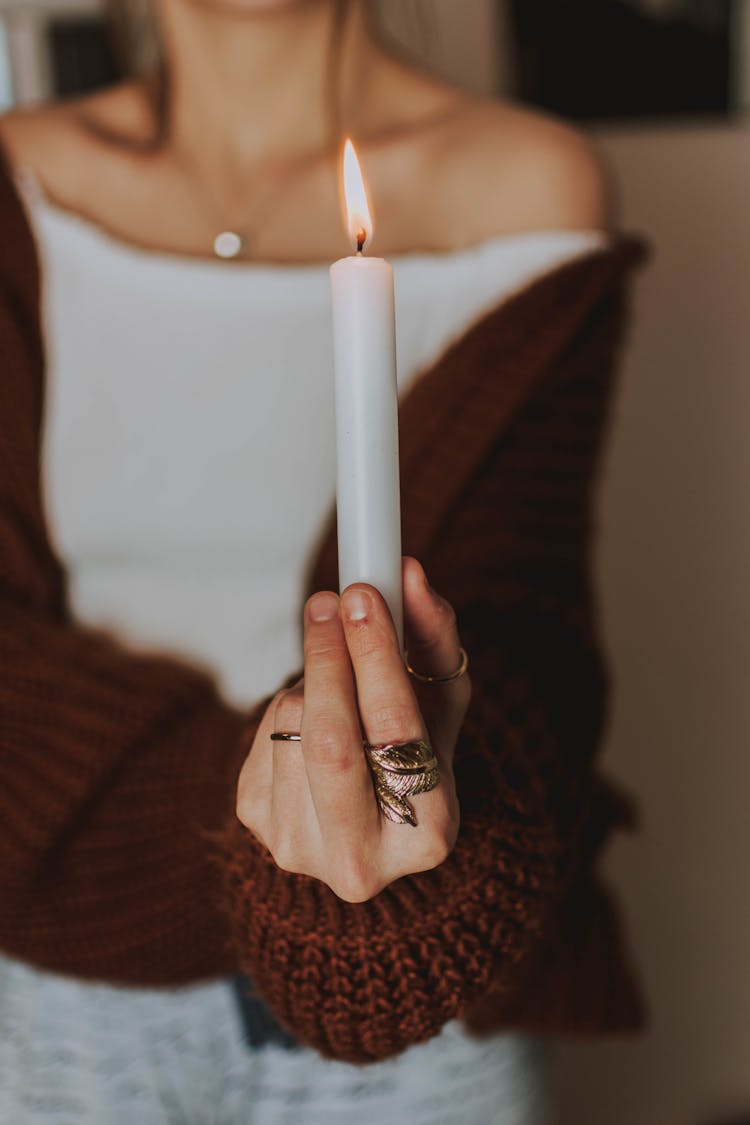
342, 588, 370, 622
308, 592, 339, 622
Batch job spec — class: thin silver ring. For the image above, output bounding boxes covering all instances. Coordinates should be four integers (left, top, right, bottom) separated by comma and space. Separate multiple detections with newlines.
270, 732, 302, 742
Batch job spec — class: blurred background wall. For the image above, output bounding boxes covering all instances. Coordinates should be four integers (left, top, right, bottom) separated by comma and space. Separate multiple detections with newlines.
385, 7, 750, 1122
1, 1, 748, 1122
559, 121, 750, 1125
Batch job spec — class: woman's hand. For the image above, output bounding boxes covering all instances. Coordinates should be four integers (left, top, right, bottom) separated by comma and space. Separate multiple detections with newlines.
236, 557, 471, 903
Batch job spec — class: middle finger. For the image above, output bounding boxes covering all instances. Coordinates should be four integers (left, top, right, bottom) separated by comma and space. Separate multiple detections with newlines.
340, 584, 426, 748
301, 591, 380, 845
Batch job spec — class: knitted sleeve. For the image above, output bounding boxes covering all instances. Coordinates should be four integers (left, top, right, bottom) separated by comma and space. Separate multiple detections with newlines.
0, 168, 276, 984
219, 267, 639, 1062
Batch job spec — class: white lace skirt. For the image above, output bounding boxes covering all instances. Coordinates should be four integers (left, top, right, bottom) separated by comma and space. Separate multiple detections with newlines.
0, 952, 552, 1125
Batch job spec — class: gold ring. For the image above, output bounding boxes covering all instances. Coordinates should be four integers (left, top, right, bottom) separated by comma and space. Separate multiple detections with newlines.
270, 732, 302, 742
404, 646, 469, 684
363, 738, 440, 827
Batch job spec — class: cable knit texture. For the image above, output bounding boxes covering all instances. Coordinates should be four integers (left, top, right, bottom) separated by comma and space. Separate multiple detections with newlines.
0, 156, 647, 1063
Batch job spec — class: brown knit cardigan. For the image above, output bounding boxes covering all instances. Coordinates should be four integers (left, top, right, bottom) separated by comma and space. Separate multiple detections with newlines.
0, 159, 647, 1064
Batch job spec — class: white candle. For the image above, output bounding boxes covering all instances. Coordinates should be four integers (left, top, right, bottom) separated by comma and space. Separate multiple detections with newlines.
330, 140, 403, 649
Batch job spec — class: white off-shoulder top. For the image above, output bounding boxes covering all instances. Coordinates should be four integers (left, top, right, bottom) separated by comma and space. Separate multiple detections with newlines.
31, 190, 605, 709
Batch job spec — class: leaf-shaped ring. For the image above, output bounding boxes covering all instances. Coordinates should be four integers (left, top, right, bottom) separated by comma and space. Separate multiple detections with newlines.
363, 739, 440, 827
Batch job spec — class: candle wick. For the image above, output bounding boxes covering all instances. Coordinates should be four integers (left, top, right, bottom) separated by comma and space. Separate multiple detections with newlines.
356, 228, 366, 254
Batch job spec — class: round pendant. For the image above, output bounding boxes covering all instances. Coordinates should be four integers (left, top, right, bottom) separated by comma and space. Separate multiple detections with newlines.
214, 230, 245, 259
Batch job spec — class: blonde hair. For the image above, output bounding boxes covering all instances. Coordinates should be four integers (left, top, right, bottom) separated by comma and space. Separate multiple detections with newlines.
107, 0, 160, 77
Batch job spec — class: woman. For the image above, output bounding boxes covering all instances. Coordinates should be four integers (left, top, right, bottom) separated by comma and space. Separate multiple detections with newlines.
0, 0, 646, 1121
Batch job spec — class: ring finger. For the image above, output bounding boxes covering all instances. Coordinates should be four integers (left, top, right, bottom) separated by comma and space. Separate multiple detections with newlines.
270, 683, 315, 846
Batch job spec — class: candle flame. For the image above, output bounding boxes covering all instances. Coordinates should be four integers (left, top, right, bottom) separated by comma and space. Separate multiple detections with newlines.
342, 138, 373, 253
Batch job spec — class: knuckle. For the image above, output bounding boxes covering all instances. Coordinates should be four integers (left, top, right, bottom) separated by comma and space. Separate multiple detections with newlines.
270, 688, 287, 710
366, 699, 417, 741
418, 826, 456, 871
273, 680, 301, 704
437, 597, 457, 629
304, 634, 343, 665
424, 842, 451, 871
328, 852, 381, 903
270, 831, 302, 875
345, 606, 399, 662
281, 679, 305, 702
275, 692, 304, 731
306, 724, 358, 773
421, 593, 457, 634
235, 790, 254, 827
236, 787, 263, 833
329, 881, 377, 904
346, 620, 386, 661
235, 764, 262, 825
411, 633, 441, 659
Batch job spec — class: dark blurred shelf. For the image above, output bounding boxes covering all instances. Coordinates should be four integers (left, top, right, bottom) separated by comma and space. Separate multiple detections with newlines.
507, 0, 734, 120
48, 15, 121, 98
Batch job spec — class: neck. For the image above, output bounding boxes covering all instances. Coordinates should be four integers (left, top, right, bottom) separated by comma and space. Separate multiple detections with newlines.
156, 0, 380, 174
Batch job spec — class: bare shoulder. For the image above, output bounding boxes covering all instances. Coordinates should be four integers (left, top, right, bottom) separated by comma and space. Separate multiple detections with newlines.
0, 83, 150, 203
416, 93, 615, 248
0, 100, 72, 179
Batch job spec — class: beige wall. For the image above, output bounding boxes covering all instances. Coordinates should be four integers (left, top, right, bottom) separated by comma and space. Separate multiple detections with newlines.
555, 121, 750, 1125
